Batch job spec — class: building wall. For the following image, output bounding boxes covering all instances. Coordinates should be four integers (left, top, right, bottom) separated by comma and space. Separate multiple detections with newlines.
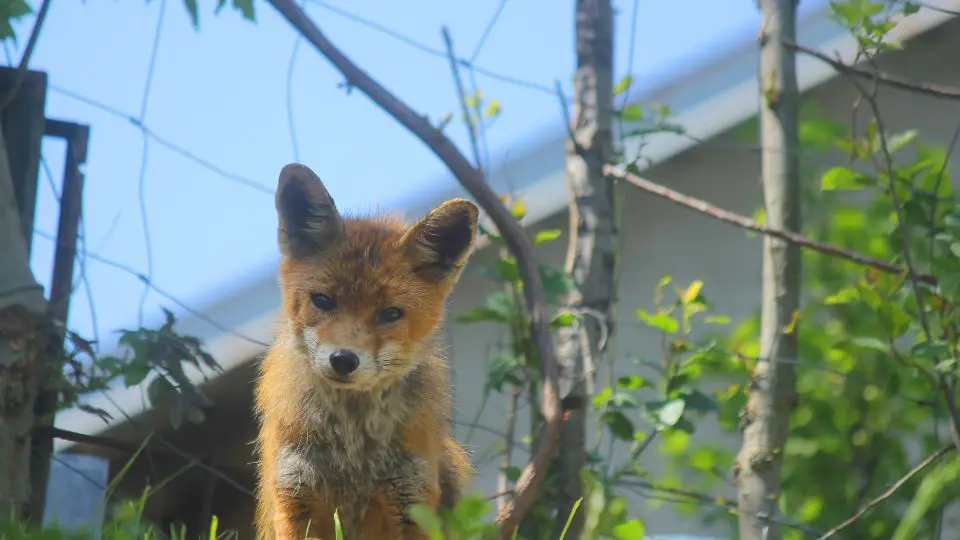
444, 20, 960, 538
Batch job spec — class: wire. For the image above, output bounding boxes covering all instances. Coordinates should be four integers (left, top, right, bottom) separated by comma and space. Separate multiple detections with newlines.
470, 0, 509, 63
136, 0, 169, 326
306, 0, 560, 97
49, 85, 273, 195
32, 229, 269, 348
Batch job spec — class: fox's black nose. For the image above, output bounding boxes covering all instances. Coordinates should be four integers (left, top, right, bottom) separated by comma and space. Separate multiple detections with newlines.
329, 349, 360, 376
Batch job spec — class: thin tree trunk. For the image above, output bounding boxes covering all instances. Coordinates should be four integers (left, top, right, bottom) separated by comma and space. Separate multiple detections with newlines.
0, 123, 50, 522
735, 1, 801, 539
554, 0, 615, 536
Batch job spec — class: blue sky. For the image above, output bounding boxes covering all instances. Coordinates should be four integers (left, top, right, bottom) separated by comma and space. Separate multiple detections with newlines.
11, 0, 786, 351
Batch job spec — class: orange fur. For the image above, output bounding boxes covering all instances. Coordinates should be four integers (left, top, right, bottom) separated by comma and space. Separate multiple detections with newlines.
254, 164, 477, 540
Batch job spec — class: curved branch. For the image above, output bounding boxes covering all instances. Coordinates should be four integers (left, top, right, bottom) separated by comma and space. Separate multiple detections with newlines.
787, 40, 960, 101
265, 1, 561, 535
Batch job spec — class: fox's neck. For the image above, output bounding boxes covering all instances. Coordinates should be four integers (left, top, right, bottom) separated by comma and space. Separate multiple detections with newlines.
299, 362, 426, 444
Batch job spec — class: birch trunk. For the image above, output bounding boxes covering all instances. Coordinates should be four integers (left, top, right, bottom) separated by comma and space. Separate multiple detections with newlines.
0, 123, 50, 522
554, 0, 616, 536
735, 1, 801, 539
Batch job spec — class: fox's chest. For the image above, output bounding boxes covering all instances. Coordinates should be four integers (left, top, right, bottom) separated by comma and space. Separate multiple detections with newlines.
276, 403, 416, 494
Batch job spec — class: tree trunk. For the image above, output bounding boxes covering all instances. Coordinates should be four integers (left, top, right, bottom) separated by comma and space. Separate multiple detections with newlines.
735, 1, 801, 539
554, 0, 615, 536
0, 123, 50, 522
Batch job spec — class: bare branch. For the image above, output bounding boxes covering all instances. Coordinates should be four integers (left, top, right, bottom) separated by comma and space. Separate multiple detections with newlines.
603, 165, 934, 284
265, 1, 561, 534
818, 446, 955, 539
788, 41, 960, 101
441, 27, 483, 171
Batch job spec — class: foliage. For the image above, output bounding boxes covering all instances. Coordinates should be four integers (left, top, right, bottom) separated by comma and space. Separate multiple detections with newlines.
666, 29, 960, 540
60, 307, 222, 430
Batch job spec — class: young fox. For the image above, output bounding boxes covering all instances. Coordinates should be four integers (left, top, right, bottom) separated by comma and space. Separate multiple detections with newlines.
254, 163, 476, 540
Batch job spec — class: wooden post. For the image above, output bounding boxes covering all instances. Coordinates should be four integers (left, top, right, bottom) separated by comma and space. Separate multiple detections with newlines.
30, 119, 91, 524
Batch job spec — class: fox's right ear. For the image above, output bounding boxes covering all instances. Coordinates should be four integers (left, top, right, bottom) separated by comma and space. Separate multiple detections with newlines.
275, 163, 346, 258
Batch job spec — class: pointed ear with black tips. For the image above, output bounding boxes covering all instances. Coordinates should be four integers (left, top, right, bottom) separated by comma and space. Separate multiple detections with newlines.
275, 163, 346, 258
401, 199, 479, 283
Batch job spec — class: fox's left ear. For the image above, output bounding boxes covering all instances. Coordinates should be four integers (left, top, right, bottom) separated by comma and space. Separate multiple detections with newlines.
276, 163, 346, 259
402, 198, 479, 283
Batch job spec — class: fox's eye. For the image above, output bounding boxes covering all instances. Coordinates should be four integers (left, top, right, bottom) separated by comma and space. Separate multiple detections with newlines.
311, 293, 337, 312
377, 307, 404, 324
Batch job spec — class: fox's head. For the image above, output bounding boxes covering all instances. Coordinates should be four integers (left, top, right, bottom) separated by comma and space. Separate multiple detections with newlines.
274, 163, 479, 390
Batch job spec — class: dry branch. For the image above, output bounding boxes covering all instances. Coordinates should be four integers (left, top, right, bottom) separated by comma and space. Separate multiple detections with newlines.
265, 0, 561, 535
603, 165, 935, 284
788, 41, 960, 101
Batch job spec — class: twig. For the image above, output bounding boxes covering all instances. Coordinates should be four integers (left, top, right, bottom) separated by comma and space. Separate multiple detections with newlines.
603, 165, 935, 284
619, 478, 822, 536
497, 388, 521, 513
442, 27, 484, 171
266, 1, 562, 535
787, 41, 960, 101
0, 0, 52, 112
818, 445, 954, 539
853, 49, 960, 453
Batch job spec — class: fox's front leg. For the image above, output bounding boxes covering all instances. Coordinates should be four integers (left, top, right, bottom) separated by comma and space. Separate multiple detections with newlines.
365, 474, 439, 540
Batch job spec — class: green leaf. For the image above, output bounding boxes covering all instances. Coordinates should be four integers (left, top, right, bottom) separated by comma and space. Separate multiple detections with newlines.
457, 291, 515, 324
887, 129, 918, 154
452, 495, 492, 527
935, 358, 957, 374
487, 355, 524, 391
483, 100, 501, 118
645, 398, 686, 428
911, 340, 951, 360
602, 410, 635, 441
494, 258, 521, 283
182, 0, 199, 29
681, 390, 717, 414
704, 315, 731, 325
123, 362, 151, 387
613, 75, 634, 97
612, 519, 645, 539
620, 104, 644, 123
146, 376, 175, 406
825, 286, 859, 305
231, 0, 255, 20
940, 273, 960, 298
408, 505, 443, 540
509, 198, 526, 220
617, 375, 647, 391
902, 1, 920, 15
456, 306, 507, 324
540, 264, 574, 303
635, 308, 679, 334
550, 312, 581, 330
533, 228, 562, 245
820, 166, 871, 191
501, 466, 523, 482
850, 337, 891, 353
